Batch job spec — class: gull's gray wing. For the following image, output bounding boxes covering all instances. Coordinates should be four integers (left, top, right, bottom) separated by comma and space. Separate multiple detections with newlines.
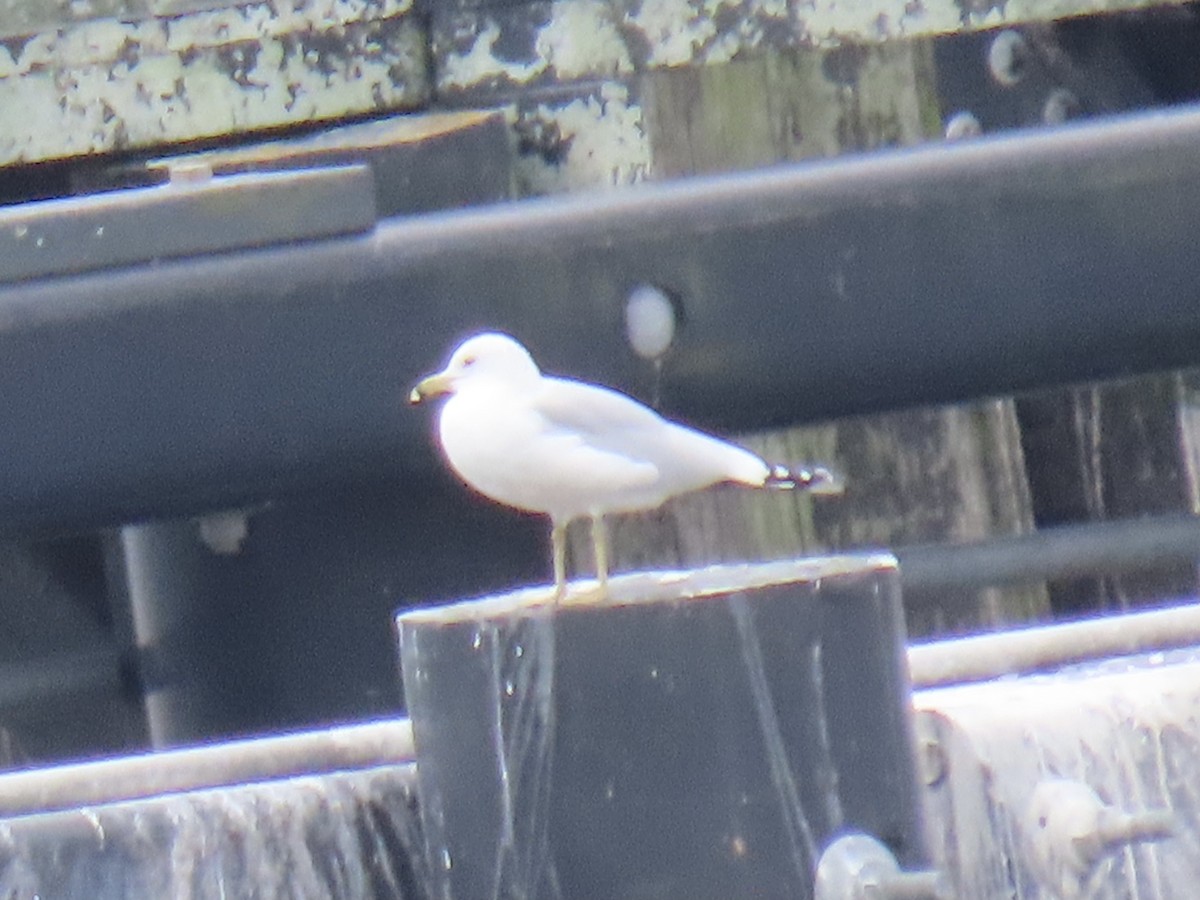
533, 376, 768, 488
533, 376, 667, 438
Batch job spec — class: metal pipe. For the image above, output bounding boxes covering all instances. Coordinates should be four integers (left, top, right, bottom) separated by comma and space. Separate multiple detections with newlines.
908, 601, 1200, 688
897, 513, 1200, 592
0, 717, 414, 818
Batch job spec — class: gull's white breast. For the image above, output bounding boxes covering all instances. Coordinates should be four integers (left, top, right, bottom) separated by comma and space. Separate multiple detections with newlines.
437, 380, 656, 521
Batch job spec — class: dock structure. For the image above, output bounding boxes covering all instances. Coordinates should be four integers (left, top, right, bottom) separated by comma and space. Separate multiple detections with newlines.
0, 0, 1196, 896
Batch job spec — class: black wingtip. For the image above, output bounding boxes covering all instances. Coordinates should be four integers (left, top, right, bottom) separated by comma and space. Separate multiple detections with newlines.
765, 464, 844, 495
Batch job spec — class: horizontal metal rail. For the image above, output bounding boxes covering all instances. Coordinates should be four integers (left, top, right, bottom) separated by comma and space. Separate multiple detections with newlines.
6, 106, 1200, 529
0, 717, 414, 818
902, 511, 1200, 686
897, 513, 1200, 593
908, 599, 1200, 687
904, 514, 1200, 687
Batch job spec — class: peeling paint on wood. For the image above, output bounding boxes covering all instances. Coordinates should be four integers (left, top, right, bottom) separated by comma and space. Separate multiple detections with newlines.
511, 83, 651, 194
0, 0, 427, 165
479, 37, 940, 194
0, 1, 415, 40
439, 0, 634, 91
432, 0, 1193, 97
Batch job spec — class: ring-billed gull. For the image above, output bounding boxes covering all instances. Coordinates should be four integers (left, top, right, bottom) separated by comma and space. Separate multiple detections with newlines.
410, 332, 841, 600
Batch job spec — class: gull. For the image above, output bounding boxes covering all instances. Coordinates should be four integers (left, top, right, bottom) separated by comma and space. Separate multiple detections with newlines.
410, 332, 841, 601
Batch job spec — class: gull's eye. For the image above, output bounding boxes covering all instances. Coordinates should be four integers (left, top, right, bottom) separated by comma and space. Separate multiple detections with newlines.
461, 355, 477, 368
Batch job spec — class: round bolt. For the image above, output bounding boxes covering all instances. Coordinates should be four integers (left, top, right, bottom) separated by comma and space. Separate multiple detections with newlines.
1024, 778, 1174, 897
1042, 88, 1081, 125
988, 30, 1029, 87
815, 833, 948, 900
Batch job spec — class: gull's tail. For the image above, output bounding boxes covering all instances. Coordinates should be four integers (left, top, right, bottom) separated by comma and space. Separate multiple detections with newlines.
765, 463, 844, 495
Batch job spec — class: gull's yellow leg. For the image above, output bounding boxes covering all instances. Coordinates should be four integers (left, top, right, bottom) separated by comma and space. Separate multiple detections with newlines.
551, 520, 567, 603
590, 514, 610, 598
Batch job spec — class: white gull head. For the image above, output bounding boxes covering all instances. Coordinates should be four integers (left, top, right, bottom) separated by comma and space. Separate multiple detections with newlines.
409, 332, 540, 403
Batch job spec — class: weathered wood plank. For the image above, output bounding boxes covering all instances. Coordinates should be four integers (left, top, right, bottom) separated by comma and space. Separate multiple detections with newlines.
1018, 374, 1200, 615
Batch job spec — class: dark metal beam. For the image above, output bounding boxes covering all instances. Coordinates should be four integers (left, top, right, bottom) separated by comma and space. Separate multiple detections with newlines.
0, 166, 375, 283
897, 513, 1200, 592
6, 105, 1200, 530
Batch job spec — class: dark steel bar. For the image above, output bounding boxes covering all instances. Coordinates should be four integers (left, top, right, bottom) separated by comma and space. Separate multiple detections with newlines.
897, 513, 1200, 592
0, 166, 376, 283
6, 106, 1200, 529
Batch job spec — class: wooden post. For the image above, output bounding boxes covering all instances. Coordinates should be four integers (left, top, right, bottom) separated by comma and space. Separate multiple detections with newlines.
397, 555, 927, 900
